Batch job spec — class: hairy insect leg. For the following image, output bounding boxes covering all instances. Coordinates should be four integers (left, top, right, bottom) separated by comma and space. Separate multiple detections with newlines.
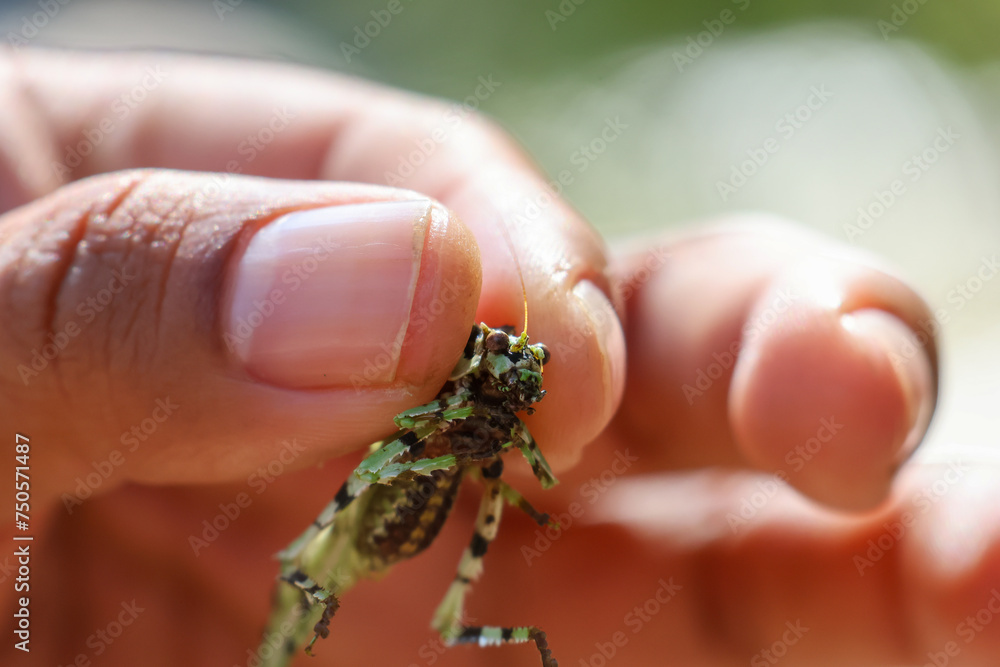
278, 569, 341, 657
497, 478, 554, 527
393, 388, 475, 430
513, 421, 558, 489
452, 626, 558, 667
471, 461, 552, 527
432, 476, 504, 641
431, 466, 559, 665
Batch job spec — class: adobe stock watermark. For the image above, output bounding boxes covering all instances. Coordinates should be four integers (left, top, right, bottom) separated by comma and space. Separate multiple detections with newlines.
919, 588, 1000, 667
716, 85, 833, 201
750, 620, 809, 666
888, 255, 997, 373
578, 577, 682, 666
878, 0, 932, 39
509, 116, 630, 230
401, 612, 479, 667
383, 75, 503, 186
348, 273, 474, 392
212, 0, 247, 20
672, 0, 753, 72
681, 288, 797, 404
223, 231, 340, 355
6, 0, 73, 49
61, 397, 180, 514
545, 0, 589, 31
854, 458, 969, 576
726, 416, 844, 533
189, 439, 307, 556
0, 556, 14, 585
17, 266, 137, 386
51, 65, 169, 178
542, 233, 656, 364
521, 449, 638, 566
192, 105, 298, 206
843, 126, 959, 243
238, 604, 306, 667
614, 245, 670, 304
944, 254, 1000, 312
56, 600, 145, 667
336, 0, 417, 63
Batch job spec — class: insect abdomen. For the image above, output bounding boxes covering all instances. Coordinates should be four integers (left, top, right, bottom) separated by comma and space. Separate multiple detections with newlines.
365, 468, 464, 568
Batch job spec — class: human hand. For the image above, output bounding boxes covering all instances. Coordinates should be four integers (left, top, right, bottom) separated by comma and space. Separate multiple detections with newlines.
0, 50, 963, 667
0, 48, 620, 666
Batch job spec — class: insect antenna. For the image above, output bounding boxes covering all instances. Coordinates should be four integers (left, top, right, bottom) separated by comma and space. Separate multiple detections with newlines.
496, 215, 530, 352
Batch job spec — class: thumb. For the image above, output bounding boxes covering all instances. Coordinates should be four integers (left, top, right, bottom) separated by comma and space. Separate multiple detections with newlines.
0, 169, 480, 506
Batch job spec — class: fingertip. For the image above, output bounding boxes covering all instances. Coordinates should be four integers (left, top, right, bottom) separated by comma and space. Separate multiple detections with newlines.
395, 202, 482, 387
729, 288, 934, 510
573, 279, 627, 415
521, 280, 625, 472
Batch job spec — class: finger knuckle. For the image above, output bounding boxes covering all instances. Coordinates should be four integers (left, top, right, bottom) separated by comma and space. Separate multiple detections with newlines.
0, 169, 186, 389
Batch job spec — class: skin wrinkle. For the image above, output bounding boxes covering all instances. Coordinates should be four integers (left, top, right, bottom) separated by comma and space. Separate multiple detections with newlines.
44, 178, 146, 397
143, 185, 195, 355
90, 179, 151, 390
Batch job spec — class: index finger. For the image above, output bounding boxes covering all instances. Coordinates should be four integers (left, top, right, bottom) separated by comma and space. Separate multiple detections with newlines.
2, 49, 625, 469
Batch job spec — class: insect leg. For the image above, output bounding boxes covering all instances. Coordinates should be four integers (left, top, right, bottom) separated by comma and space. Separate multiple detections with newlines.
497, 478, 553, 527
277, 422, 441, 562
432, 465, 559, 665
473, 460, 552, 527
278, 452, 462, 658
393, 388, 474, 429
277, 568, 341, 657
513, 420, 558, 489
452, 626, 558, 667
448, 323, 486, 380
431, 476, 503, 641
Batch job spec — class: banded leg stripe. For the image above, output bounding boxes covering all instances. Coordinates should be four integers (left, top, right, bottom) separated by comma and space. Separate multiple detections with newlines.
432, 478, 504, 638
281, 570, 327, 600
452, 625, 558, 667
455, 625, 529, 646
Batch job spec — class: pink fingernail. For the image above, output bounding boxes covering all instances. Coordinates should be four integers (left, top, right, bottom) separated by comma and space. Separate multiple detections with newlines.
225, 200, 431, 388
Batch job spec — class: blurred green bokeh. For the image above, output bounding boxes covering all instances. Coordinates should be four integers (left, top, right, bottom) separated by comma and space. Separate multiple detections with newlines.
271, 0, 1000, 95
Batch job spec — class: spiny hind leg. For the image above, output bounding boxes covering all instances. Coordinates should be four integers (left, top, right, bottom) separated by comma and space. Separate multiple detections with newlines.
452, 626, 558, 667
434, 467, 559, 666
432, 476, 504, 639
497, 478, 553, 527
513, 421, 558, 489
476, 459, 552, 527
279, 569, 341, 656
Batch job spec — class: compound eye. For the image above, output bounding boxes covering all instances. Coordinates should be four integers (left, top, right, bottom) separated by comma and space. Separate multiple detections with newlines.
485, 330, 510, 353
535, 343, 551, 366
